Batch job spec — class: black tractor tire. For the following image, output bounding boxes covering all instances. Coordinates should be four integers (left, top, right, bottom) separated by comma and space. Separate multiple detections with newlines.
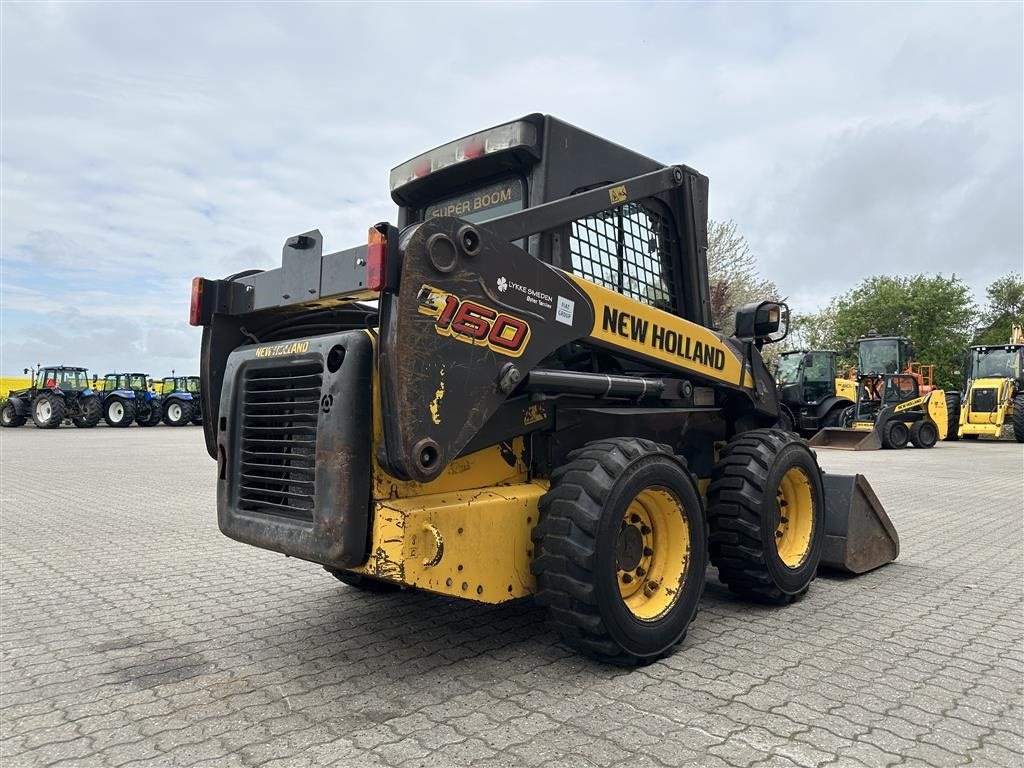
191, 409, 203, 426
881, 420, 909, 449
136, 401, 162, 427
104, 397, 136, 428
1, 401, 26, 428
776, 406, 796, 434
839, 405, 856, 428
909, 420, 938, 449
32, 392, 66, 429
822, 405, 847, 429
163, 399, 194, 426
707, 429, 825, 605
943, 392, 961, 441
72, 397, 101, 428
1012, 394, 1024, 443
326, 568, 401, 592
531, 438, 707, 665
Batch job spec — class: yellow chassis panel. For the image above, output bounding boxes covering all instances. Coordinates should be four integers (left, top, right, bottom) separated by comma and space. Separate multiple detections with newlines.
959, 378, 1015, 438
351, 482, 545, 603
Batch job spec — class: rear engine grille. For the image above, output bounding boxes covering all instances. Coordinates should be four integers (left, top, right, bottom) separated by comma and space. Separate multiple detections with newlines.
239, 362, 323, 521
971, 388, 998, 413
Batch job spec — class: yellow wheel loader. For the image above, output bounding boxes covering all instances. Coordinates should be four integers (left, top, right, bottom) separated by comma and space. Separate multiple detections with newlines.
190, 115, 898, 665
954, 324, 1024, 441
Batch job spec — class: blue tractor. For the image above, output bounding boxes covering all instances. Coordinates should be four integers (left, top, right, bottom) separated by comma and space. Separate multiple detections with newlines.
158, 376, 197, 426
1, 365, 101, 429
95, 373, 162, 427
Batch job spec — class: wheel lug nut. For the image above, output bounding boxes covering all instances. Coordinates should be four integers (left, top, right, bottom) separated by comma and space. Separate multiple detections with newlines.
775, 531, 784, 538
622, 574, 633, 584
635, 567, 645, 577
640, 525, 651, 535
780, 516, 789, 524
630, 514, 641, 523
643, 547, 653, 557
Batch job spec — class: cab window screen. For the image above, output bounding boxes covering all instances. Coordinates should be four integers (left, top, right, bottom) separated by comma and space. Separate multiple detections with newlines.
569, 200, 678, 313
425, 178, 524, 224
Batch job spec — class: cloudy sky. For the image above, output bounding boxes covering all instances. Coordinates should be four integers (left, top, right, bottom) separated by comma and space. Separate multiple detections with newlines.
2, 2, 1021, 376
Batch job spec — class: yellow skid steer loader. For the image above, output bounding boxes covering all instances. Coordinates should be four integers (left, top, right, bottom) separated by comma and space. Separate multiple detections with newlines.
191, 115, 899, 664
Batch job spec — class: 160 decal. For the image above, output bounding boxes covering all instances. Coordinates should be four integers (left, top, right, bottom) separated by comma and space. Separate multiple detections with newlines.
417, 285, 531, 358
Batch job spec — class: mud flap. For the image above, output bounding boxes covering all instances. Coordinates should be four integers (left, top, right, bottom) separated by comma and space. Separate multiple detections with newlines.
809, 427, 882, 451
820, 473, 899, 574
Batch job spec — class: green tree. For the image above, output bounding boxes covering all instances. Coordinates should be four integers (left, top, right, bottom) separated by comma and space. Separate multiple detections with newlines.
706, 219, 779, 335
801, 274, 977, 390
973, 273, 1024, 345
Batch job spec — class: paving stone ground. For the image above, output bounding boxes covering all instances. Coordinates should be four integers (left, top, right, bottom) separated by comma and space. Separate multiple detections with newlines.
1, 426, 1021, 767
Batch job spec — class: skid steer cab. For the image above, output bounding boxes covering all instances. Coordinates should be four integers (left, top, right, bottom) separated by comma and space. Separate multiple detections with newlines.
191, 115, 899, 664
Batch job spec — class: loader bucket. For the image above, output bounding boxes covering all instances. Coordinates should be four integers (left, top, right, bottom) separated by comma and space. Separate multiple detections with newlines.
820, 473, 899, 574
809, 427, 882, 451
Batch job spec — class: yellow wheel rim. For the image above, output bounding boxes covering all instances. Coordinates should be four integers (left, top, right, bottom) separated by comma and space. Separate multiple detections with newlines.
616, 488, 690, 621
775, 466, 814, 568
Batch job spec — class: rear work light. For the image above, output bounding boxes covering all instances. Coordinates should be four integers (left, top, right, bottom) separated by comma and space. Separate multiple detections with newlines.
189, 277, 204, 326
389, 120, 538, 192
366, 227, 388, 292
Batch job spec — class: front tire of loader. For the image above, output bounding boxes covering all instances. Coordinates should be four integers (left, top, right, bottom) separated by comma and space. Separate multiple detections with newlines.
531, 438, 707, 665
1, 402, 26, 427
776, 406, 795, 434
881, 420, 909, 449
72, 397, 101, 428
326, 568, 401, 592
943, 392, 961, 441
104, 397, 136, 428
1012, 394, 1024, 443
909, 420, 938, 449
32, 392, 66, 429
707, 429, 825, 605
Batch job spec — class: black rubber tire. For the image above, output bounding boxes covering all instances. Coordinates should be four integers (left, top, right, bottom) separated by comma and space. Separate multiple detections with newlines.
1, 402, 26, 428
136, 400, 161, 427
104, 397, 136, 428
707, 429, 825, 605
909, 420, 938, 449
163, 399, 194, 426
839, 406, 856, 428
326, 568, 401, 592
191, 409, 203, 426
32, 392, 66, 429
72, 397, 101, 428
881, 420, 909, 450
943, 392, 961, 441
822, 405, 847, 429
531, 438, 707, 665
777, 406, 796, 434
1012, 394, 1024, 443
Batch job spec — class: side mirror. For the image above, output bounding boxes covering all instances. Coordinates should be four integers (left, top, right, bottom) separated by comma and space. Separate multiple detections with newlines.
735, 301, 790, 345
907, 343, 917, 359
802, 353, 815, 366
23, 368, 29, 375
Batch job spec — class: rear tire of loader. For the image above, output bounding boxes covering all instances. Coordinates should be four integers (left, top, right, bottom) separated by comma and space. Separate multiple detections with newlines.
943, 392, 961, 441
1012, 394, 1024, 443
881, 420, 909, 450
531, 438, 707, 665
707, 429, 825, 605
909, 420, 938, 449
326, 568, 401, 592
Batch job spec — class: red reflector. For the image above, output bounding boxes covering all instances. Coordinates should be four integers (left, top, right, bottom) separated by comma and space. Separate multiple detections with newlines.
189, 277, 204, 326
367, 228, 387, 292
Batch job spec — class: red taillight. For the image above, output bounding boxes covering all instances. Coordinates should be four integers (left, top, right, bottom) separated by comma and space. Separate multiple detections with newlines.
189, 277, 204, 326
367, 227, 387, 292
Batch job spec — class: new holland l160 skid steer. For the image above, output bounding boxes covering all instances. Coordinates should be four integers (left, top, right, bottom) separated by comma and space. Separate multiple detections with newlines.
191, 115, 898, 664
